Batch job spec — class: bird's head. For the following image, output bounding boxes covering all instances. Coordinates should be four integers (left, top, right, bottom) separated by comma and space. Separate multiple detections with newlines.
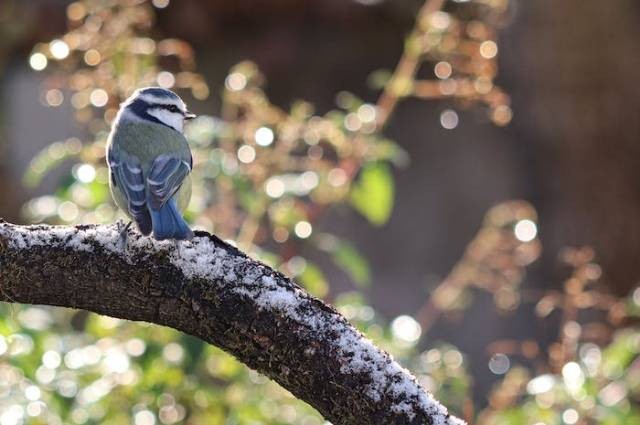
119, 87, 196, 133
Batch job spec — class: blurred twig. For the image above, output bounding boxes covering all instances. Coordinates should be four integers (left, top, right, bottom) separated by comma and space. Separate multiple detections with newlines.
376, 0, 512, 128
416, 201, 540, 334
375, 0, 448, 127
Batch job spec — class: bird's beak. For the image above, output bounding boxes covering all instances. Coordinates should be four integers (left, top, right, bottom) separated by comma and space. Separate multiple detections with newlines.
184, 111, 197, 120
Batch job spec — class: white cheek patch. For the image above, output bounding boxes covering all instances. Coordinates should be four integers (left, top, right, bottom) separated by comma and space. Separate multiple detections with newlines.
147, 108, 184, 133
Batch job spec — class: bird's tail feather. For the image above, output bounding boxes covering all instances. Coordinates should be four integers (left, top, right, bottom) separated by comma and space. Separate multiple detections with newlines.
150, 198, 193, 241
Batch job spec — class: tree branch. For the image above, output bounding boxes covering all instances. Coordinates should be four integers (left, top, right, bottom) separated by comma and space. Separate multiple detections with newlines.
0, 221, 463, 425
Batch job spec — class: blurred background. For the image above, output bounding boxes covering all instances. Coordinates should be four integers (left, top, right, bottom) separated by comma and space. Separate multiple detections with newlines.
0, 0, 639, 424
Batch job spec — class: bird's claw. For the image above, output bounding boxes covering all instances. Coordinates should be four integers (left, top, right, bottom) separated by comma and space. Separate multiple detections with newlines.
118, 221, 132, 252
174, 240, 183, 257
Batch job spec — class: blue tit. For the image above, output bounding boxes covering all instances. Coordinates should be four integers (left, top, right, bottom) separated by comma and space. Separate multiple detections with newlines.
106, 87, 196, 241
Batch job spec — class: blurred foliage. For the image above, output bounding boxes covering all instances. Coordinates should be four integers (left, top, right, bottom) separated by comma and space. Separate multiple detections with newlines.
416, 201, 541, 333
2, 0, 639, 424
477, 248, 640, 425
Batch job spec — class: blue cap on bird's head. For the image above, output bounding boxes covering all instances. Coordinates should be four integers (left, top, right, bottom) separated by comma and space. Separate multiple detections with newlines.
137, 87, 181, 100
119, 86, 196, 133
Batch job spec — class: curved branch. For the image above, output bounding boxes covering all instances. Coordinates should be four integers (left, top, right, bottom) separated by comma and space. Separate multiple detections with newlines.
0, 221, 463, 425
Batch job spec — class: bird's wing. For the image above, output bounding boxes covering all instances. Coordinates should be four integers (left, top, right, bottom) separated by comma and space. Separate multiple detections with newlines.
147, 153, 191, 211
107, 147, 152, 234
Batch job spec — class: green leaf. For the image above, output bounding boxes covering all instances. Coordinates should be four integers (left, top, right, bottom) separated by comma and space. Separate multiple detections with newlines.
316, 234, 371, 287
350, 162, 394, 226
235, 176, 263, 215
23, 140, 82, 188
374, 138, 410, 167
332, 240, 371, 287
298, 262, 329, 298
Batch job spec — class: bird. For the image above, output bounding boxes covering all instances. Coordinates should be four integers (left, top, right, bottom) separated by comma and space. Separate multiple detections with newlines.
106, 87, 196, 242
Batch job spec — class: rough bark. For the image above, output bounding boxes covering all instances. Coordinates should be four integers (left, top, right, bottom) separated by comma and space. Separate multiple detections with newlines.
0, 221, 462, 425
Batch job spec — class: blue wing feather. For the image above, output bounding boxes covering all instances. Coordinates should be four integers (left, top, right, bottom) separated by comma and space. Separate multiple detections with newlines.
147, 154, 191, 210
107, 148, 152, 235
146, 154, 193, 240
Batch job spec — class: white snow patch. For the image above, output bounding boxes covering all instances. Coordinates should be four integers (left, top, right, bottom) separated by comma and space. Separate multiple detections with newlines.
224, 269, 461, 423
0, 225, 120, 252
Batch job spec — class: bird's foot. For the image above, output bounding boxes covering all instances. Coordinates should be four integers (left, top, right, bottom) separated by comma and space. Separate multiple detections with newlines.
118, 221, 132, 252
174, 240, 183, 257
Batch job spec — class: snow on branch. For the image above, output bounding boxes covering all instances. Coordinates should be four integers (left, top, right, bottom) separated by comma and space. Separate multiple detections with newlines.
0, 221, 464, 425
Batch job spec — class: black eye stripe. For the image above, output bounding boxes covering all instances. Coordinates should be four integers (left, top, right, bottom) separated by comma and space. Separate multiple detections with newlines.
156, 104, 181, 113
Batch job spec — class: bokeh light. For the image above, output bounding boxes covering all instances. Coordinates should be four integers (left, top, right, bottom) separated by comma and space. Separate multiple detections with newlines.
294, 221, 312, 238
255, 127, 274, 146
237, 145, 256, 164
29, 53, 48, 71
488, 353, 510, 375
440, 109, 459, 130
90, 89, 109, 107
391, 315, 422, 344
74, 164, 96, 183
479, 41, 498, 59
84, 49, 101, 66
44, 89, 64, 107
514, 219, 538, 242
225, 72, 247, 91
157, 71, 176, 88
49, 39, 70, 60
434, 61, 452, 79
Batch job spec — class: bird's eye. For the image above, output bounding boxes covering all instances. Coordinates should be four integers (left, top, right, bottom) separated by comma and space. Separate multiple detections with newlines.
169, 105, 178, 112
